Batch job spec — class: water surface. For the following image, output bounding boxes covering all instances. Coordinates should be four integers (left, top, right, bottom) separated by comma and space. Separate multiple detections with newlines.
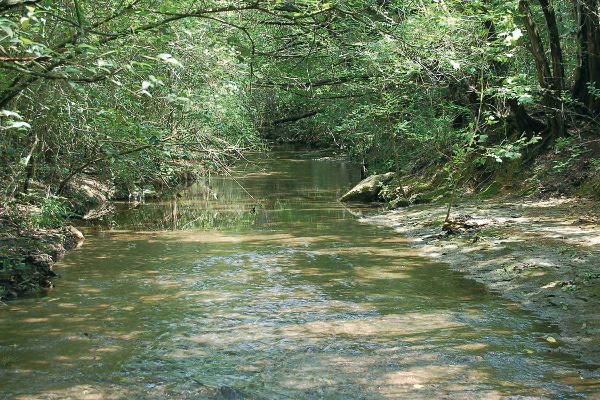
1, 150, 599, 399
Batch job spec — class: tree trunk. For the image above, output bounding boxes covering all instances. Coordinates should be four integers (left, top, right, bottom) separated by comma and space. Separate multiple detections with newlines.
482, 6, 546, 135
573, 0, 591, 101
572, 0, 600, 114
538, 0, 566, 90
20, 133, 39, 195
519, 0, 566, 138
507, 99, 546, 134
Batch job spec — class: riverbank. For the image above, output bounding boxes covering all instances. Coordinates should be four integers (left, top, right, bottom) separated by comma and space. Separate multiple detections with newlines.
0, 164, 203, 301
0, 212, 84, 300
360, 196, 600, 365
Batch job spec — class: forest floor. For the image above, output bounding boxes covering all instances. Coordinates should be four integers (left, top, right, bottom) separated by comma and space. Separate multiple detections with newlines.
361, 196, 600, 365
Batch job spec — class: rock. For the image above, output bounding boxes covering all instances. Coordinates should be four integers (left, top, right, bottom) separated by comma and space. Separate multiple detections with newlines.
410, 193, 433, 205
64, 176, 113, 215
63, 225, 85, 250
573, 217, 597, 226
25, 253, 54, 270
66, 225, 85, 241
82, 203, 115, 221
390, 197, 410, 209
0, 222, 86, 300
340, 172, 395, 203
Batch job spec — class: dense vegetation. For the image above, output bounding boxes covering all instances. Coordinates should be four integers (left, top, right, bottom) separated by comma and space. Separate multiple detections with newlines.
1, 0, 599, 219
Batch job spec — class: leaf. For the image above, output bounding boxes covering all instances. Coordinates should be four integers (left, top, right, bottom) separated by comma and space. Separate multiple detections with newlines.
20, 36, 33, 46
546, 336, 558, 344
518, 94, 534, 105
512, 28, 523, 41
63, 66, 81, 74
149, 75, 164, 86
157, 53, 183, 68
1, 25, 14, 37
77, 43, 99, 53
20, 17, 30, 29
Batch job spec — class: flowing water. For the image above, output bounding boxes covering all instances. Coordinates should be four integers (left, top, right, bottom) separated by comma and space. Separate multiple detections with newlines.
1, 150, 599, 399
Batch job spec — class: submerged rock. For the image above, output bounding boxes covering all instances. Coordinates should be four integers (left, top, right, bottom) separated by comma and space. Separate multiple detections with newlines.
340, 172, 395, 203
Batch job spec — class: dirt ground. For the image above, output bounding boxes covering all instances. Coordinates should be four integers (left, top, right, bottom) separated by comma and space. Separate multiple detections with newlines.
361, 197, 600, 365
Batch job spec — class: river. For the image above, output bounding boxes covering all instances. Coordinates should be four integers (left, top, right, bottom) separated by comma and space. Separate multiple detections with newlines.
1, 149, 598, 399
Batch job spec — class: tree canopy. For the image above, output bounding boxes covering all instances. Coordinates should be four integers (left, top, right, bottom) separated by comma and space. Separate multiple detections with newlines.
1, 0, 599, 204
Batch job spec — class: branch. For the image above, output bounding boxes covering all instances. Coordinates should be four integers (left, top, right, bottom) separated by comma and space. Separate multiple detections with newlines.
256, 74, 376, 90
0, 56, 51, 62
272, 110, 320, 125
0, 2, 264, 107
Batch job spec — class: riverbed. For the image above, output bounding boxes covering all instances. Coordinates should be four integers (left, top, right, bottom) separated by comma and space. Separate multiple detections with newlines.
1, 150, 599, 399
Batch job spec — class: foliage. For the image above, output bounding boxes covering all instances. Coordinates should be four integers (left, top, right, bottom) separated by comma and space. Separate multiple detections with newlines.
29, 195, 70, 229
0, 1, 265, 203
1, 0, 599, 212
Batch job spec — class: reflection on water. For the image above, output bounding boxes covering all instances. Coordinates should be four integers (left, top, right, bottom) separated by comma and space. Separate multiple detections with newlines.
1, 150, 599, 399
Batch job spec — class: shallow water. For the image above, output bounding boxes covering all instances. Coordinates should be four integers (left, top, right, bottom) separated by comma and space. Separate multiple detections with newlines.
1, 150, 599, 399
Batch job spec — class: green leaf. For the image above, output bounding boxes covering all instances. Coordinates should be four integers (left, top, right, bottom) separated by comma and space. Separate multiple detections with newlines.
63, 66, 81, 74
19, 36, 33, 46
1, 25, 14, 37
518, 94, 534, 105
157, 53, 183, 68
20, 17, 30, 29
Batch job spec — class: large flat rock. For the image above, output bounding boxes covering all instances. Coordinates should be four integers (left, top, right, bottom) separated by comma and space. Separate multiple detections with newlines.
339, 172, 395, 203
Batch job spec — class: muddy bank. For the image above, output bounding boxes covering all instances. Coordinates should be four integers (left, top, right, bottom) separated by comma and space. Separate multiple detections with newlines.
0, 218, 84, 300
0, 167, 202, 301
361, 197, 600, 365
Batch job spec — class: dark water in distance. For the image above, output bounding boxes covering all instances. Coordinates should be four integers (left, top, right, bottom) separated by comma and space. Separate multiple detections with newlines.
1, 150, 599, 399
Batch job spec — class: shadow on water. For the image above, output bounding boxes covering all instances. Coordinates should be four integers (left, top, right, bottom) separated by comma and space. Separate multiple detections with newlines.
1, 149, 600, 399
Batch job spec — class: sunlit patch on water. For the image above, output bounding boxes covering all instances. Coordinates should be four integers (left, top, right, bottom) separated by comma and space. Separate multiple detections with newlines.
1, 150, 600, 399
